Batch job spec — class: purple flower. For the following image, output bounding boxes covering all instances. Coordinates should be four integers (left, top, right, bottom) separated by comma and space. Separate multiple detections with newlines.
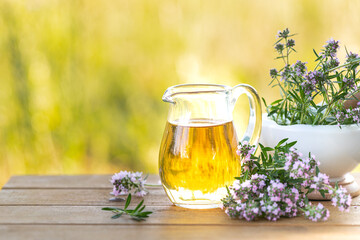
310, 172, 330, 191
301, 81, 316, 97
270, 68, 278, 78
301, 70, 325, 96
307, 71, 325, 85
342, 77, 357, 90
331, 186, 352, 212
111, 171, 148, 197
284, 148, 317, 180
304, 203, 330, 222
347, 51, 359, 60
237, 141, 256, 171
275, 43, 284, 53
293, 60, 307, 77
287, 39, 295, 48
336, 107, 360, 125
326, 58, 340, 69
267, 179, 286, 202
322, 38, 340, 58
280, 65, 292, 81
345, 51, 359, 69
277, 28, 290, 38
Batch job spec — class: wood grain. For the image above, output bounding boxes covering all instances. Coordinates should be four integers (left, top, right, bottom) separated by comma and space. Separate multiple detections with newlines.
0, 188, 358, 206
0, 204, 359, 226
2, 175, 160, 189
3, 173, 359, 189
1, 173, 360, 239
0, 188, 170, 206
1, 225, 360, 240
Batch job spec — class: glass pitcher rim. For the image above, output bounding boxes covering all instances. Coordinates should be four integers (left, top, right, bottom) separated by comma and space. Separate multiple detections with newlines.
163, 83, 231, 103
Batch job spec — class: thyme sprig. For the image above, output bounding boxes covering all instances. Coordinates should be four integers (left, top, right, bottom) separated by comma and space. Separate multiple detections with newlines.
102, 194, 153, 221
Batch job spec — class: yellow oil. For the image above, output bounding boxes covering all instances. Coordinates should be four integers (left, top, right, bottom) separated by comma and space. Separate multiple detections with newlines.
159, 119, 241, 208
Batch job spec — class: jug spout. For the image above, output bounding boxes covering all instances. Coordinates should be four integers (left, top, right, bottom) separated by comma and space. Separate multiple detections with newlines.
162, 88, 175, 104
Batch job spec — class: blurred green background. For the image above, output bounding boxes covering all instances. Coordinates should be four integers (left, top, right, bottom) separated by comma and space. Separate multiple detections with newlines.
1, 0, 360, 187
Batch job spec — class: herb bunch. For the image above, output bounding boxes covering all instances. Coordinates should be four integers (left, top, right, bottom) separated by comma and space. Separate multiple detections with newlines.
102, 194, 153, 221
222, 140, 351, 222
266, 28, 360, 125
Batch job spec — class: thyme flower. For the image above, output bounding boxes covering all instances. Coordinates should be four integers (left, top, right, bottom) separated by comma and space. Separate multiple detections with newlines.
293, 60, 307, 77
275, 43, 284, 53
286, 39, 295, 48
278, 28, 290, 38
322, 38, 340, 58
270, 68, 278, 78
335, 107, 360, 125
346, 52, 359, 69
325, 58, 340, 69
111, 171, 148, 197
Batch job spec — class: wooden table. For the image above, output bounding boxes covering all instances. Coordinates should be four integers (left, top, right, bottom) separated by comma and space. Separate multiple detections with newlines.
0, 174, 360, 240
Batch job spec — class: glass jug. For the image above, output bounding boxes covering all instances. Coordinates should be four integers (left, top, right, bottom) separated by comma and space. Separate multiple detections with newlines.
159, 84, 262, 209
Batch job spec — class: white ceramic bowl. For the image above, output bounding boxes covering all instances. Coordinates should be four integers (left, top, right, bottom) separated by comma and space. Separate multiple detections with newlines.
260, 114, 360, 181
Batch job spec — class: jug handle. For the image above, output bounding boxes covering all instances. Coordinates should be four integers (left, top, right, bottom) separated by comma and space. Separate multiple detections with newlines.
231, 84, 262, 147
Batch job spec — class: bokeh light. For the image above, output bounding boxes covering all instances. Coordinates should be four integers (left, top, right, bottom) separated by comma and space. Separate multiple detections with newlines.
1, 0, 360, 187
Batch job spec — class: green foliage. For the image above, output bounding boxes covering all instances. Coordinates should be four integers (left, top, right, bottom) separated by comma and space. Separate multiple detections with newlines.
235, 139, 300, 184
266, 29, 360, 125
102, 194, 153, 221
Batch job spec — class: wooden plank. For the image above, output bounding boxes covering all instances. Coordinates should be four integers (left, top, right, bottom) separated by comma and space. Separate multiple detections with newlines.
1, 225, 360, 240
3, 173, 359, 190
0, 189, 171, 206
0, 188, 358, 207
0, 204, 358, 226
2, 175, 161, 189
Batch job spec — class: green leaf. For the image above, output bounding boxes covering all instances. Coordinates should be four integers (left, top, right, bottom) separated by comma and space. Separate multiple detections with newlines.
268, 109, 278, 117
313, 49, 319, 58
317, 105, 327, 113
111, 213, 124, 219
226, 185, 231, 195
138, 211, 153, 215
133, 199, 144, 212
262, 147, 273, 152
286, 141, 297, 148
316, 166, 320, 176
124, 194, 132, 209
131, 216, 145, 221
102, 207, 118, 211
262, 97, 268, 107
288, 90, 301, 102
270, 99, 284, 105
276, 138, 289, 147
268, 155, 273, 164
259, 143, 265, 150
320, 190, 326, 199
138, 205, 146, 213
